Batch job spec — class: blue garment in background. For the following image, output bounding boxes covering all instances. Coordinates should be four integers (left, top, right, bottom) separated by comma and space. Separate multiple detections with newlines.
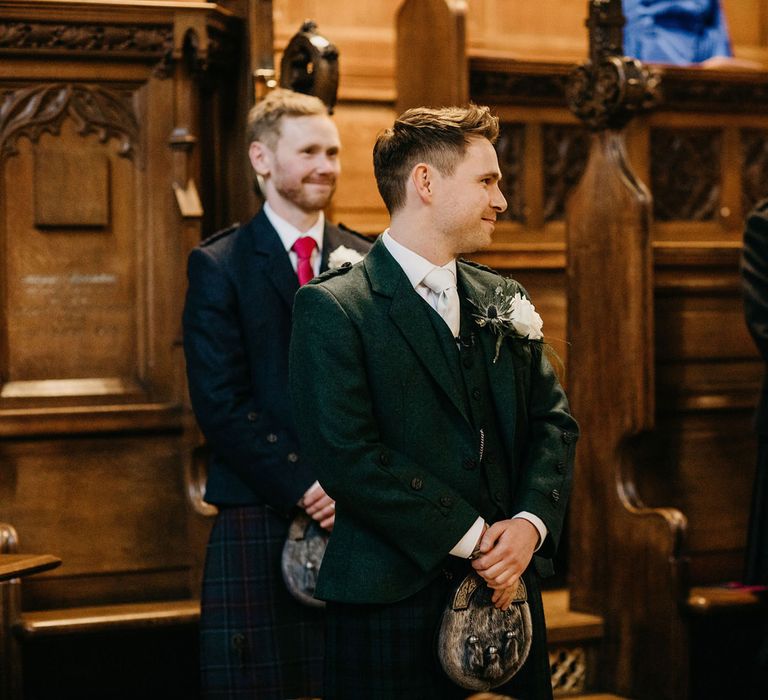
623, 0, 732, 64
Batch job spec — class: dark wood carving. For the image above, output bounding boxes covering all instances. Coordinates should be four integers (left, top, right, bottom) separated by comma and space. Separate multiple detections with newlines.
542, 124, 589, 222
469, 65, 569, 107
566, 2, 685, 699
0, 84, 139, 162
658, 66, 768, 113
279, 21, 339, 113
651, 128, 721, 221
0, 20, 172, 55
565, 1, 658, 131
741, 128, 768, 217
495, 122, 525, 223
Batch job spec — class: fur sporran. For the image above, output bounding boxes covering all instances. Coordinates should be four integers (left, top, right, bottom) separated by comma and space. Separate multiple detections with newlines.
437, 571, 532, 691
280, 511, 327, 607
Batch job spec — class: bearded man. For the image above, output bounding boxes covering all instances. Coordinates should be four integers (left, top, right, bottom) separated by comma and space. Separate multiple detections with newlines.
182, 88, 371, 699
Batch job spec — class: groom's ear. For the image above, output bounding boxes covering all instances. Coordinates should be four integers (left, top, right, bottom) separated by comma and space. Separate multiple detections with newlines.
410, 162, 434, 204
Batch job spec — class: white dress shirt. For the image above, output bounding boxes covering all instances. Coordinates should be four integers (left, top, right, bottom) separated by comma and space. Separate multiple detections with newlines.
264, 202, 324, 275
380, 230, 547, 557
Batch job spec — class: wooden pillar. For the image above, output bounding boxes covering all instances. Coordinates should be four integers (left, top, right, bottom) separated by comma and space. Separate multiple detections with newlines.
565, 2, 688, 698
395, 0, 468, 112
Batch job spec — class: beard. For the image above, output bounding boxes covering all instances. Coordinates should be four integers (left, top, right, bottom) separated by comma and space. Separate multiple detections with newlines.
273, 175, 337, 213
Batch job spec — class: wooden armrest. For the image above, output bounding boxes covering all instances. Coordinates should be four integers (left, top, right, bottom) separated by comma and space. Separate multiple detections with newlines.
17, 599, 200, 637
687, 585, 768, 615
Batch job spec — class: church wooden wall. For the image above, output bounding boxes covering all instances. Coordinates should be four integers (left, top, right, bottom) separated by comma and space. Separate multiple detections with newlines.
0, 8, 245, 696
274, 0, 768, 235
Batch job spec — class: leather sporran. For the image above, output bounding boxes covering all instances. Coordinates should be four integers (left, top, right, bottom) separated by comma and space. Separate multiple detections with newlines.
437, 571, 532, 691
280, 511, 327, 607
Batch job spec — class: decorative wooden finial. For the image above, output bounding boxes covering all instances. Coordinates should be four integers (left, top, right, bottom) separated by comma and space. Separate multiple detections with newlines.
566, 0, 659, 130
279, 21, 339, 114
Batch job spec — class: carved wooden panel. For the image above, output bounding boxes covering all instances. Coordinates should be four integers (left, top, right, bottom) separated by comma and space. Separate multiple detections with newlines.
1, 105, 144, 404
651, 128, 722, 222
542, 124, 589, 223
495, 122, 525, 223
741, 128, 768, 217
34, 149, 110, 227
0, 84, 140, 162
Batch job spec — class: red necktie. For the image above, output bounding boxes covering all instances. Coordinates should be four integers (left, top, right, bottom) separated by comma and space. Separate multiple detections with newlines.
292, 236, 317, 286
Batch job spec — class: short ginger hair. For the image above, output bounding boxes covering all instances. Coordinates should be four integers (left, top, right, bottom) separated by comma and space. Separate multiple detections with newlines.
246, 88, 329, 149
372, 104, 500, 214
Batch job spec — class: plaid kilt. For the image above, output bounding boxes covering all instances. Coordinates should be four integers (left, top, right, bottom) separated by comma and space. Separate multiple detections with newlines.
200, 505, 324, 699
324, 561, 552, 700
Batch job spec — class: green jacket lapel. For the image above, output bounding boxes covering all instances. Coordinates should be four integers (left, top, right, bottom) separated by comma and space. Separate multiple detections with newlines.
364, 239, 471, 424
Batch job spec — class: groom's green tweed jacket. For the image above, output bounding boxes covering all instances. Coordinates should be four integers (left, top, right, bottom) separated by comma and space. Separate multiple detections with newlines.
289, 237, 578, 604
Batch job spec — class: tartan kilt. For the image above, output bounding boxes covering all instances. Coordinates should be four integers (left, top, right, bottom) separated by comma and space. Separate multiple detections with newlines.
324, 561, 552, 700
200, 505, 324, 699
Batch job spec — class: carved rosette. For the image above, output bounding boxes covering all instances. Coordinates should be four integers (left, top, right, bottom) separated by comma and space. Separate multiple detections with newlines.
566, 54, 659, 131
0, 84, 140, 161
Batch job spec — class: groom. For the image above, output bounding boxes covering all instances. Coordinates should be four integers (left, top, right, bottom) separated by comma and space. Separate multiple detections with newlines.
289, 104, 578, 699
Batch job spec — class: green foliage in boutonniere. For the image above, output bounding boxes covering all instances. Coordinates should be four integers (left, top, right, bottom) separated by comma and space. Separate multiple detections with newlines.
470, 280, 547, 364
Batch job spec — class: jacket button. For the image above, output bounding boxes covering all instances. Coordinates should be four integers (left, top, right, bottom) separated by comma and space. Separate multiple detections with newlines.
247, 411, 259, 422
550, 489, 561, 503
411, 477, 423, 490
562, 431, 574, 444
379, 452, 390, 466
462, 457, 477, 471
556, 461, 565, 474
266, 433, 278, 444
472, 388, 481, 400
287, 452, 299, 463
439, 495, 453, 507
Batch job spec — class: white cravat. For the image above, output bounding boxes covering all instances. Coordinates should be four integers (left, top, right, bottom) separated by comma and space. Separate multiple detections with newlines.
421, 267, 460, 339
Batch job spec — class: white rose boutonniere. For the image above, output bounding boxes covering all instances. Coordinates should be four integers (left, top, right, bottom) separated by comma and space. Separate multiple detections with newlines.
471, 281, 546, 363
328, 245, 364, 269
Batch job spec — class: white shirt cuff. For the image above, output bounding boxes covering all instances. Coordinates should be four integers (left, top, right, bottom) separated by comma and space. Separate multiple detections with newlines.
513, 511, 547, 552
449, 516, 486, 558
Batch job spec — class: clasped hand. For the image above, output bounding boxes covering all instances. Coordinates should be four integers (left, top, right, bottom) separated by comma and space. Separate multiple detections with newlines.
300, 481, 335, 531
471, 518, 539, 610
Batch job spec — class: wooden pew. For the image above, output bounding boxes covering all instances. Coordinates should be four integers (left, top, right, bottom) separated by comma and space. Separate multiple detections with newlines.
397, 1, 767, 697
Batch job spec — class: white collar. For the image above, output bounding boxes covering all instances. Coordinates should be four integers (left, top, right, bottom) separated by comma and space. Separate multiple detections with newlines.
381, 230, 457, 289
264, 202, 325, 254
